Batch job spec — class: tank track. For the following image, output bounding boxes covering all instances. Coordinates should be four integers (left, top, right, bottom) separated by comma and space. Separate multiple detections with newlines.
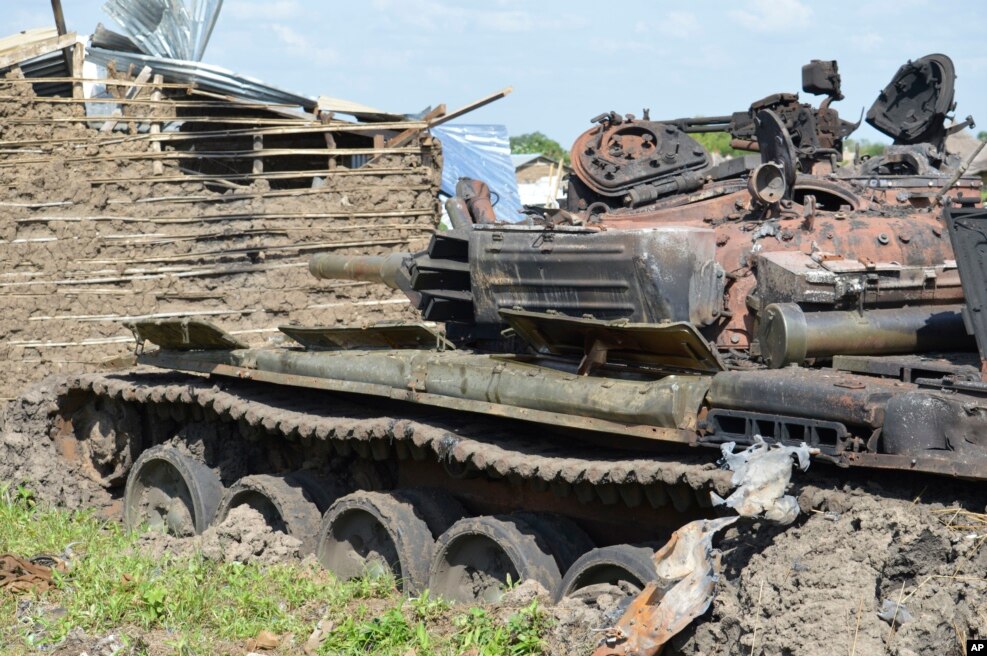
52, 370, 733, 509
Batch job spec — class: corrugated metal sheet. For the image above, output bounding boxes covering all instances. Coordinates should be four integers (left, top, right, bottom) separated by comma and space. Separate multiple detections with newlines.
86, 47, 316, 112
102, 0, 223, 61
432, 125, 523, 223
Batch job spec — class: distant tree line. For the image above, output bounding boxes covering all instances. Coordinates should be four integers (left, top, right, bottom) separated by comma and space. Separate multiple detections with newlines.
510, 131, 904, 162
509, 132, 570, 165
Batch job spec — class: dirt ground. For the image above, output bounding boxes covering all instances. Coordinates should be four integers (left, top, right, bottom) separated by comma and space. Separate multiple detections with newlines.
3, 377, 985, 655
0, 72, 439, 401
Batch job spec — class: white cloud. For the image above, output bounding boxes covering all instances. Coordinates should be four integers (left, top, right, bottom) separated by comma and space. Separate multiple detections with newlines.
271, 24, 309, 50
661, 11, 700, 36
226, 0, 301, 21
849, 32, 884, 53
588, 36, 655, 56
730, 0, 813, 32
483, 9, 533, 33
635, 10, 700, 39
369, 0, 533, 33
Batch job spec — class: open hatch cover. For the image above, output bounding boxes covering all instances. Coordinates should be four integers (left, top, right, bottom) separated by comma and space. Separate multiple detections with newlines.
500, 309, 725, 375
279, 323, 455, 351
127, 318, 248, 350
866, 53, 955, 145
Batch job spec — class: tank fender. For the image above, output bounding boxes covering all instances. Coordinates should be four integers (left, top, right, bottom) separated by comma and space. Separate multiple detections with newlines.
883, 391, 987, 456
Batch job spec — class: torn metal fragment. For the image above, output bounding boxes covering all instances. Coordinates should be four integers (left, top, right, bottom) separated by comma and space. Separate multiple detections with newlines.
711, 436, 810, 525
592, 517, 738, 656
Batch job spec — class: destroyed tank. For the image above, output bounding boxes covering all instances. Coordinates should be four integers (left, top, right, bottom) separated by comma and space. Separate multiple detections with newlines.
10, 55, 987, 656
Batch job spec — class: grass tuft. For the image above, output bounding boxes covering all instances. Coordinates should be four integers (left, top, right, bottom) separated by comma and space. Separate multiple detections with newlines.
0, 485, 551, 655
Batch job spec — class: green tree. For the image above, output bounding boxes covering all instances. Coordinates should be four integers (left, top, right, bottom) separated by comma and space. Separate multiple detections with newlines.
510, 132, 569, 164
845, 139, 886, 158
692, 132, 746, 157
978, 130, 987, 141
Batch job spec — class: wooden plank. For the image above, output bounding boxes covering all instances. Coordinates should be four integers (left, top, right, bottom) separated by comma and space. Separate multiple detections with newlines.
99, 109, 123, 133
49, 0, 74, 74
0, 117, 325, 127
83, 167, 421, 184
0, 95, 302, 110
80, 237, 413, 265
16, 209, 429, 224
252, 134, 263, 175
0, 121, 428, 148
384, 104, 446, 149
125, 66, 153, 99
0, 146, 423, 167
186, 86, 316, 118
429, 86, 513, 128
0, 75, 191, 88
70, 42, 84, 99
0, 32, 78, 70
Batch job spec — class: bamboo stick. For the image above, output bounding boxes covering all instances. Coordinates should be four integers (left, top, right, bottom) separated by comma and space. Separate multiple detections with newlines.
0, 146, 424, 166
80, 237, 413, 265
15, 210, 430, 224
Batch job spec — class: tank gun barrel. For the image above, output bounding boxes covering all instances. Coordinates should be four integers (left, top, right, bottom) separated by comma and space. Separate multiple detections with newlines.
661, 115, 735, 133
308, 253, 408, 289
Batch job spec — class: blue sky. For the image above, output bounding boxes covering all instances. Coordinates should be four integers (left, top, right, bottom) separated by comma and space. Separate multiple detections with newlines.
3, 0, 985, 146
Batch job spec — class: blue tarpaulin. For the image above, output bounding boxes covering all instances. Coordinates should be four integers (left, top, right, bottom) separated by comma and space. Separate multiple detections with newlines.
431, 124, 523, 223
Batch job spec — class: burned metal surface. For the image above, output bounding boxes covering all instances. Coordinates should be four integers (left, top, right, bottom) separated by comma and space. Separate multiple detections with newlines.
137, 346, 708, 439
570, 113, 710, 202
470, 225, 724, 329
128, 318, 247, 350
944, 206, 987, 367
757, 303, 972, 368
866, 54, 956, 148
133, 54, 987, 491
279, 323, 454, 352
593, 517, 738, 656
500, 309, 724, 375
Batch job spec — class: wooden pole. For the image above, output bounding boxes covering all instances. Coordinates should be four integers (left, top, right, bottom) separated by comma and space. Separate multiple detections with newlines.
70, 42, 84, 100
253, 135, 264, 175
150, 74, 164, 175
49, 0, 74, 75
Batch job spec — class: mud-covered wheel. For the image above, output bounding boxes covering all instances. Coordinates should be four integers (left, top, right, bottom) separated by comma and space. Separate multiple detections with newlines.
215, 474, 325, 554
513, 512, 595, 574
65, 396, 141, 487
552, 544, 657, 603
123, 446, 223, 536
428, 514, 562, 603
317, 489, 464, 593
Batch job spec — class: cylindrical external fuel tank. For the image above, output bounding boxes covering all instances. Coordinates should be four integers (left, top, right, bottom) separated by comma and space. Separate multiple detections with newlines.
758, 303, 974, 368
309, 252, 408, 289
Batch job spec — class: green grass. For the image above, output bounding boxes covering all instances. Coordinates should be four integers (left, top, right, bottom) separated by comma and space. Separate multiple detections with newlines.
0, 485, 550, 656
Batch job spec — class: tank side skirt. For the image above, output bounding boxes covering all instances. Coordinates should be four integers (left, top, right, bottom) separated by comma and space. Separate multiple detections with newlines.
138, 350, 699, 446
60, 372, 736, 497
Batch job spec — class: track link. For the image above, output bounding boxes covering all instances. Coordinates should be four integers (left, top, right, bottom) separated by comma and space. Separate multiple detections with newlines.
49, 370, 732, 508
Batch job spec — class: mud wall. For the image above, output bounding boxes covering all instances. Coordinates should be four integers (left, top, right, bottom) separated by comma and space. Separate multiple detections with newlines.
0, 73, 440, 400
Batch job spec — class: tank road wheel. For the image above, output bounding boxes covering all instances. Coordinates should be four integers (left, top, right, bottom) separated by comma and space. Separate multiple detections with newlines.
428, 514, 567, 603
123, 446, 223, 537
552, 544, 658, 603
317, 489, 465, 594
215, 474, 325, 554
65, 397, 141, 487
513, 512, 595, 575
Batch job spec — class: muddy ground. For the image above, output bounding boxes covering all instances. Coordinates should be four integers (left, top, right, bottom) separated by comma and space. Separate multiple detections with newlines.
0, 72, 440, 400
2, 380, 985, 655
